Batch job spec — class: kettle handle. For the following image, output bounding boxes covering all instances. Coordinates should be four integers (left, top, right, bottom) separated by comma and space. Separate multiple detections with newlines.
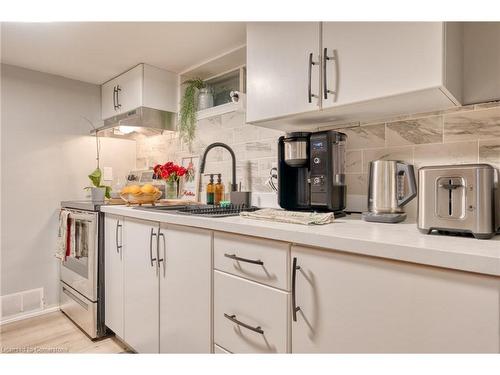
396, 163, 417, 207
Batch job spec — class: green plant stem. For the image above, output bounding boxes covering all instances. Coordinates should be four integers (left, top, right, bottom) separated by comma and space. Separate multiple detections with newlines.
179, 78, 206, 148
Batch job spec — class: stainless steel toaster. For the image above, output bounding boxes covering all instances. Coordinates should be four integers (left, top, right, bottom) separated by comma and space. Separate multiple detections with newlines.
417, 164, 499, 239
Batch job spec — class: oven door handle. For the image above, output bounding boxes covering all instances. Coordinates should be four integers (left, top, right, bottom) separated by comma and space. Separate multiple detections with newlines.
62, 209, 97, 223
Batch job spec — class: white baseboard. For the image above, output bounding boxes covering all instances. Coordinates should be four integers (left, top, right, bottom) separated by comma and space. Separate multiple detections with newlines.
0, 305, 60, 326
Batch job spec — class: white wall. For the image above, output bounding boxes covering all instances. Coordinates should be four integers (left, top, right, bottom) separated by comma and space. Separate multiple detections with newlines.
0, 64, 136, 313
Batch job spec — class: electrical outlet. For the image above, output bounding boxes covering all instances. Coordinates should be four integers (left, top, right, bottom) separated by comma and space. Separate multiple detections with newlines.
103, 167, 113, 181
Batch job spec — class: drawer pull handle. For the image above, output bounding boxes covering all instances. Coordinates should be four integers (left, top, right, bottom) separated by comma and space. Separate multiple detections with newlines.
62, 286, 88, 310
224, 313, 264, 335
224, 253, 264, 266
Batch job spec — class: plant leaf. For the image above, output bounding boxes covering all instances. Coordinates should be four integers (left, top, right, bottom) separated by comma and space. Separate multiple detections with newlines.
104, 186, 112, 199
88, 168, 102, 187
179, 77, 206, 148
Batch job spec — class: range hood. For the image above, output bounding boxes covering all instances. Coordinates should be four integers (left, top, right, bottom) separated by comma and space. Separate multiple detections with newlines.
93, 107, 177, 139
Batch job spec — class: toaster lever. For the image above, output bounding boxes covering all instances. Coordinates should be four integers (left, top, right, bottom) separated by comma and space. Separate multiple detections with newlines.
439, 182, 463, 190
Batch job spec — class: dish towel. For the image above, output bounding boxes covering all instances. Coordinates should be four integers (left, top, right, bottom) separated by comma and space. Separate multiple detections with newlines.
55, 210, 70, 260
240, 208, 335, 225
69, 219, 76, 258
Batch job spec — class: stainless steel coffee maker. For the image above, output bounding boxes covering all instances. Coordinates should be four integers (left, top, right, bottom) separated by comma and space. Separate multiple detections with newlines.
362, 160, 417, 223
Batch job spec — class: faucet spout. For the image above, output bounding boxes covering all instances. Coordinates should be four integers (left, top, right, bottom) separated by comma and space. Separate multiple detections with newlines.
200, 142, 237, 192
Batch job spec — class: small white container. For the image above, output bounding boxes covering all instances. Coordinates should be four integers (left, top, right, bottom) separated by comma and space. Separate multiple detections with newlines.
91, 187, 106, 203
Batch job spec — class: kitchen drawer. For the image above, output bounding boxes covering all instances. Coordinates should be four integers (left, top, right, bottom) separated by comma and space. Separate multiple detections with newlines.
60, 282, 97, 338
214, 344, 231, 354
214, 232, 290, 290
214, 270, 289, 353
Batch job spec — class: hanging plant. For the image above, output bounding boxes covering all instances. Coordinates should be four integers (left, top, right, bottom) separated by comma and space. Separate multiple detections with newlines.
179, 78, 206, 148
83, 117, 111, 199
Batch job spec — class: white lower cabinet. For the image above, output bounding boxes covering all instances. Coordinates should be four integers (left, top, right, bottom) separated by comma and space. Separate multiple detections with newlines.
159, 224, 212, 353
123, 218, 160, 353
105, 215, 212, 353
105, 216, 500, 354
104, 214, 124, 338
214, 271, 290, 353
291, 245, 500, 353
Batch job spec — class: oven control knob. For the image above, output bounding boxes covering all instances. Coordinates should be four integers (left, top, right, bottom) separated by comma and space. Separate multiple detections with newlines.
313, 157, 320, 164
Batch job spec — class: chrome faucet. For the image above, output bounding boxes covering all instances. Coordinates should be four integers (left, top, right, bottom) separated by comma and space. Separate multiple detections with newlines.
199, 142, 237, 192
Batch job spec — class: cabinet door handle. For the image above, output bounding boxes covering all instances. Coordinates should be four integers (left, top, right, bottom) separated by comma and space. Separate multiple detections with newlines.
115, 221, 122, 254
115, 85, 122, 109
113, 86, 118, 110
292, 257, 301, 322
149, 228, 157, 268
224, 313, 264, 335
308, 53, 318, 103
224, 253, 264, 266
323, 48, 337, 100
158, 232, 166, 278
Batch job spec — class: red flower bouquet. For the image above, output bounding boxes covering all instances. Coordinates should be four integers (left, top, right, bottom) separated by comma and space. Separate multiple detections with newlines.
153, 162, 188, 199
153, 162, 187, 183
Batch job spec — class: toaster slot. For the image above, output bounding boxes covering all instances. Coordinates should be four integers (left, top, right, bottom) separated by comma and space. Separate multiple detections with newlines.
436, 177, 466, 219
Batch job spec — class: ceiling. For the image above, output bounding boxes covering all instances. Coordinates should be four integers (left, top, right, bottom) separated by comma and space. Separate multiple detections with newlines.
0, 22, 247, 84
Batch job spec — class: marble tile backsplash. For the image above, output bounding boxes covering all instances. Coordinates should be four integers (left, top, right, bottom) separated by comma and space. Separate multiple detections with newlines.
338, 101, 500, 217
136, 111, 283, 193
136, 100, 500, 214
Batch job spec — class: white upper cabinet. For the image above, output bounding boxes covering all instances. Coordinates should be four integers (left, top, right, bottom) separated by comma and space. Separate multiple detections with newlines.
463, 22, 500, 104
321, 22, 454, 108
101, 63, 178, 120
246, 22, 321, 123
246, 22, 463, 130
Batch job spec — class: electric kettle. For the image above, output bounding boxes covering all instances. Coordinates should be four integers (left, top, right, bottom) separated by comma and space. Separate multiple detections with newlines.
362, 160, 417, 223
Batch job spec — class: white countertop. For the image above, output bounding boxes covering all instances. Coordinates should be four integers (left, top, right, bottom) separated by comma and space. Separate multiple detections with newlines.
101, 206, 500, 277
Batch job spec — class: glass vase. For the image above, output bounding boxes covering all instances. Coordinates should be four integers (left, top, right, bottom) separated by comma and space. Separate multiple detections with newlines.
165, 180, 178, 199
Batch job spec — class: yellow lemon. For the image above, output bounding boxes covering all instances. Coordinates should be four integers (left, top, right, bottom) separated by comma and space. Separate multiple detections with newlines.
140, 184, 156, 194
128, 185, 142, 195
121, 186, 131, 194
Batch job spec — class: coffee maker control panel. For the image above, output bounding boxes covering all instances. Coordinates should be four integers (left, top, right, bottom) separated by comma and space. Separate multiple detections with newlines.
310, 134, 328, 204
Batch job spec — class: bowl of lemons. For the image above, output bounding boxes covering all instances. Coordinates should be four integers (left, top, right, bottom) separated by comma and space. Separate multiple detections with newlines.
120, 184, 162, 206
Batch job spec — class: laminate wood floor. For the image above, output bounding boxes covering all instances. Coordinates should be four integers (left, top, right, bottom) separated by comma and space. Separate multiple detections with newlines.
0, 311, 127, 354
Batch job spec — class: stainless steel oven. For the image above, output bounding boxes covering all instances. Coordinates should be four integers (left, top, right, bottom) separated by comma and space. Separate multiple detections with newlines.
60, 201, 106, 339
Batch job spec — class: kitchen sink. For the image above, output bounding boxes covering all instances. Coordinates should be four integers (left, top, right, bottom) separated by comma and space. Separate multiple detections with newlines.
176, 204, 259, 218
135, 204, 259, 218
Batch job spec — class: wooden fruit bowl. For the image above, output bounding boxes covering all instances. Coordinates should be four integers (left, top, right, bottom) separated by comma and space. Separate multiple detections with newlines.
120, 191, 162, 206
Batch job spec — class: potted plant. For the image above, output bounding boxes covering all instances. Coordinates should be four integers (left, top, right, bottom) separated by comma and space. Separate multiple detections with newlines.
83, 117, 111, 202
86, 168, 111, 202
153, 162, 187, 199
179, 78, 207, 148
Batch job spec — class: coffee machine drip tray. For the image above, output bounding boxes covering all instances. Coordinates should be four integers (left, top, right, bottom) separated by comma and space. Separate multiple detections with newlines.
362, 212, 407, 223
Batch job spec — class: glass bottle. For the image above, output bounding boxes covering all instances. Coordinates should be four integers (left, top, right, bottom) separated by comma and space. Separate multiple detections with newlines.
214, 174, 225, 205
206, 174, 215, 205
